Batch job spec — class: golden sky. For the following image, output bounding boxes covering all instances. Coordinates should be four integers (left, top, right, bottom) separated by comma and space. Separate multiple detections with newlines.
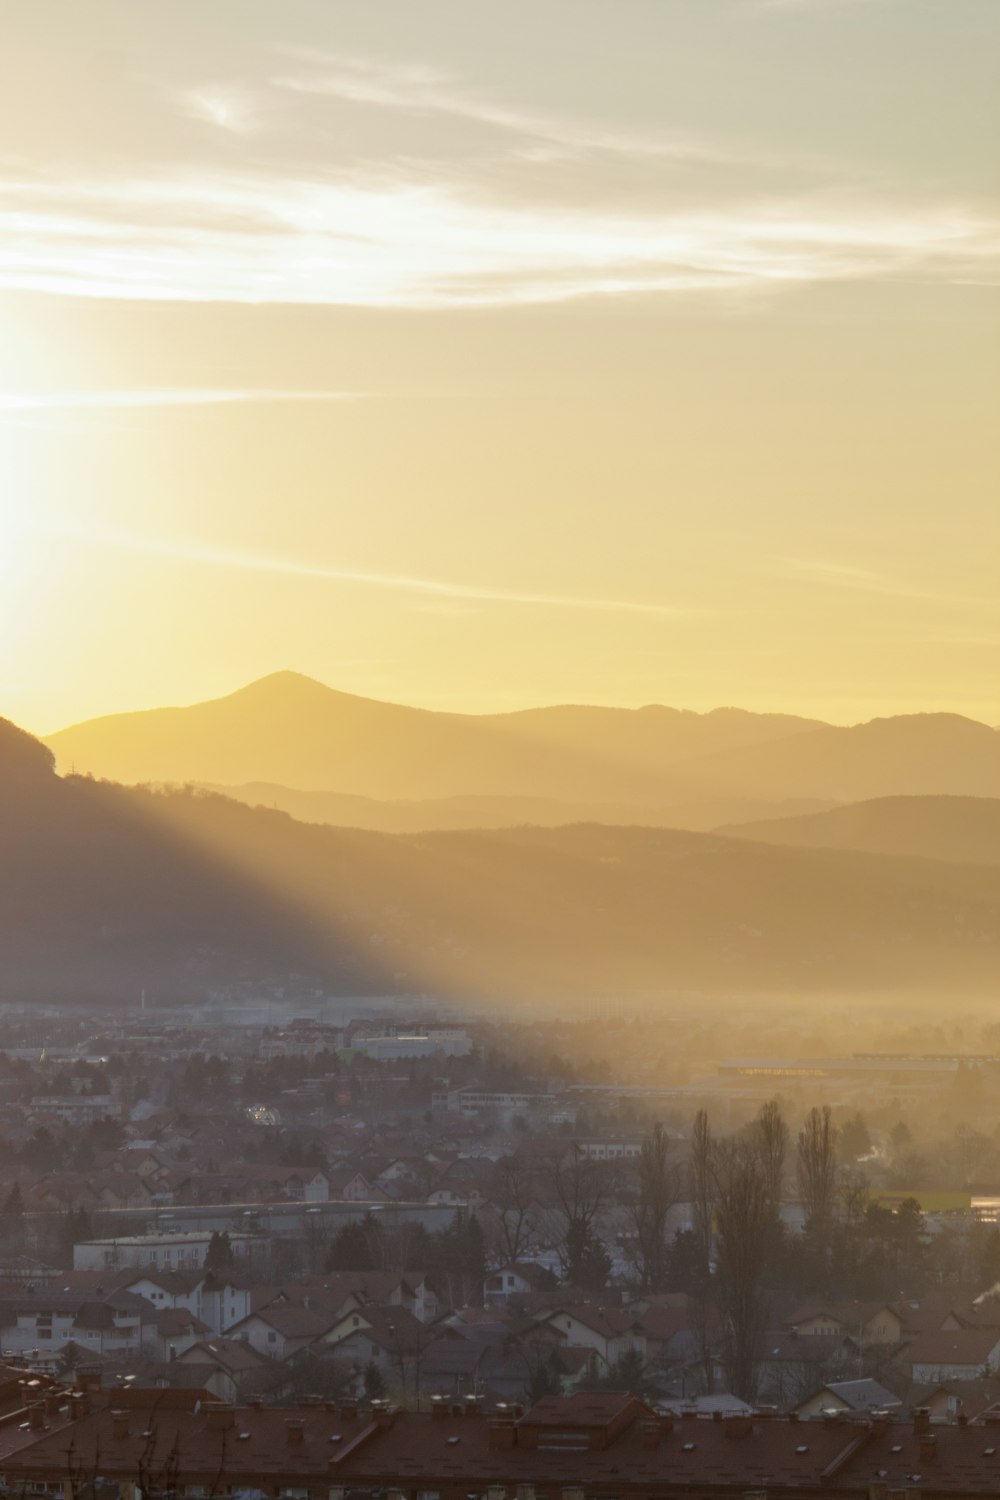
1, 0, 998, 732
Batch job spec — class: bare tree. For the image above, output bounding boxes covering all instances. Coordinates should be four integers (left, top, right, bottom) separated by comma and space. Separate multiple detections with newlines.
631, 1122, 680, 1293
688, 1109, 716, 1392
711, 1136, 771, 1403
751, 1098, 788, 1219
488, 1154, 539, 1267
840, 1165, 872, 1228
797, 1105, 838, 1226
542, 1143, 614, 1292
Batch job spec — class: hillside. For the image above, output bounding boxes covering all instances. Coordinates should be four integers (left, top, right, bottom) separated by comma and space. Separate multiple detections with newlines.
43, 672, 824, 802
6, 718, 1000, 1004
720, 795, 1000, 866
674, 714, 1000, 802
202, 782, 837, 835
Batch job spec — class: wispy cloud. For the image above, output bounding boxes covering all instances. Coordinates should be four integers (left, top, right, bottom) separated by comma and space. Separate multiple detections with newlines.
65, 521, 685, 618
747, 0, 887, 11
270, 50, 764, 168
0, 173, 994, 308
776, 558, 997, 609
0, 389, 365, 411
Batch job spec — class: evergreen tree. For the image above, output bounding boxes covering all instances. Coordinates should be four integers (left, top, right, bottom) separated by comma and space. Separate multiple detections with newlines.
1, 1183, 24, 1235
204, 1230, 235, 1274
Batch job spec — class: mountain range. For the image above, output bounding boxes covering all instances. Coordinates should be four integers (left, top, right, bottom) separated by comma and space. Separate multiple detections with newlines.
44, 674, 1000, 825
6, 707, 1000, 1004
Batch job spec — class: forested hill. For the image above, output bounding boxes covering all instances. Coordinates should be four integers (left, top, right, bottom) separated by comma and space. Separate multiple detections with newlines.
5, 717, 1000, 1004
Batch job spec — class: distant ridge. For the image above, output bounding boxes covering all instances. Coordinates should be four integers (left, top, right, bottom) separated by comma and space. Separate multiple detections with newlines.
43, 674, 1000, 810
43, 672, 826, 801
201, 782, 837, 835
720, 794, 1000, 866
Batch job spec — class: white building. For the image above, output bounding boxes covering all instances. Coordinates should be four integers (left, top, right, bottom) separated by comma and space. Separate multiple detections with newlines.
353, 1028, 473, 1061
432, 1086, 554, 1118
73, 1231, 265, 1272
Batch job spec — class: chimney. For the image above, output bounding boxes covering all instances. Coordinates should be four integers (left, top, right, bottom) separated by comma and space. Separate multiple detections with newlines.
465, 1395, 483, 1417
486, 1488, 506, 1500
431, 1396, 449, 1423
913, 1408, 931, 1436
562, 1489, 585, 1500
27, 1405, 44, 1432
640, 1419, 661, 1450
286, 1419, 305, 1446
489, 1417, 517, 1451
919, 1433, 937, 1464
112, 1411, 129, 1441
515, 1488, 535, 1500
249, 1396, 265, 1410
681, 1404, 698, 1422
43, 1395, 60, 1419
207, 1405, 235, 1431
372, 1402, 395, 1431
340, 1402, 358, 1423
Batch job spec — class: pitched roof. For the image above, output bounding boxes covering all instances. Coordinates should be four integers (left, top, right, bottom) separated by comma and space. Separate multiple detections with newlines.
175, 1338, 269, 1372
812, 1378, 903, 1411
543, 1304, 639, 1340
909, 1329, 1000, 1366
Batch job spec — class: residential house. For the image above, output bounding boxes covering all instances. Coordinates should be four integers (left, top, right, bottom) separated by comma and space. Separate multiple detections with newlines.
145, 1306, 211, 1361
483, 1264, 554, 1307
173, 1338, 271, 1401
0, 1289, 150, 1357
796, 1377, 903, 1418
535, 1305, 646, 1365
117, 1268, 254, 1336
320, 1303, 431, 1386
909, 1330, 1000, 1384
225, 1303, 342, 1359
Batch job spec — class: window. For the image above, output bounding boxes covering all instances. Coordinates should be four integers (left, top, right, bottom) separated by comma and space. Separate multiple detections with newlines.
268, 1331, 277, 1343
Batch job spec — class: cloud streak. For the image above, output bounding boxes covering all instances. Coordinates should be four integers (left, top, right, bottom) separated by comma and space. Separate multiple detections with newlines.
0, 389, 365, 411
271, 50, 764, 168
67, 522, 685, 618
776, 558, 998, 610
0, 173, 995, 308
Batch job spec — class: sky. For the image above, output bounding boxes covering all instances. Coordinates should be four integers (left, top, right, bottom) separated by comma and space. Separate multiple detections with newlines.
0, 0, 997, 733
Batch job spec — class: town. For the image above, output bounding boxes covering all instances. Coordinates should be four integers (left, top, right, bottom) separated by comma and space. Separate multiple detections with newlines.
0, 999, 998, 1495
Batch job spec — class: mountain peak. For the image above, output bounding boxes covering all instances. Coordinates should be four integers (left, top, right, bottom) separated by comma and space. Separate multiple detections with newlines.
234, 670, 333, 698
